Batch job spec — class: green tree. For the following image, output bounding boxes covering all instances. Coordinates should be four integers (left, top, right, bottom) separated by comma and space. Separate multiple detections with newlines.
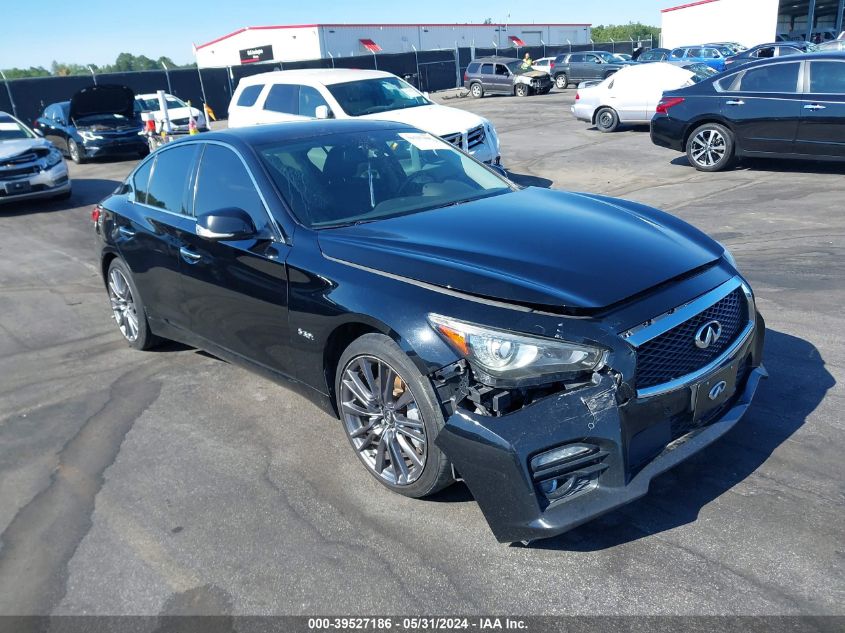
591, 22, 661, 44
0, 66, 51, 79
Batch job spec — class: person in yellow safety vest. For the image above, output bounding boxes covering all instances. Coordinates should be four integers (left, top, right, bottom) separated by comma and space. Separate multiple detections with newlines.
521, 52, 533, 70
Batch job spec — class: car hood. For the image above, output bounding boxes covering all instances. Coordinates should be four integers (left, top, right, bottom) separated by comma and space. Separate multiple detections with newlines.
0, 138, 53, 161
317, 188, 723, 311
70, 84, 136, 122
358, 104, 485, 135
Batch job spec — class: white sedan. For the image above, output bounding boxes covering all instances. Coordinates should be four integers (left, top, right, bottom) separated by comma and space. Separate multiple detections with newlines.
570, 62, 711, 132
134, 93, 207, 133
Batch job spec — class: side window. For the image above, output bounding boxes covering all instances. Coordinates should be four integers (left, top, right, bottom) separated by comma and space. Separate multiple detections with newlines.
263, 84, 299, 113
480, 63, 493, 74
298, 85, 329, 118
467, 62, 480, 74
737, 62, 800, 92
687, 48, 703, 58
586, 54, 599, 64
495, 64, 509, 76
236, 84, 264, 107
132, 157, 154, 204
809, 61, 845, 93
755, 46, 775, 58
777, 46, 799, 56
194, 144, 269, 233
569, 54, 585, 63
146, 145, 198, 215
43, 105, 56, 120
670, 49, 684, 60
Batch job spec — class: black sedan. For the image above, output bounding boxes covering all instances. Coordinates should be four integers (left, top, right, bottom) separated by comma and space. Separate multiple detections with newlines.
94, 120, 766, 543
652, 52, 845, 171
723, 41, 817, 69
35, 85, 147, 164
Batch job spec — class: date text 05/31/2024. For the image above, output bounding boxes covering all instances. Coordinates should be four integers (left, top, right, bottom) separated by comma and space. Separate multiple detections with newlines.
307, 617, 529, 630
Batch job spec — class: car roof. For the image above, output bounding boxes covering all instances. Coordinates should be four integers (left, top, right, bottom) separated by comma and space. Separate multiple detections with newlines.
237, 68, 395, 87
135, 93, 180, 99
177, 118, 417, 149
472, 56, 519, 62
0, 111, 15, 122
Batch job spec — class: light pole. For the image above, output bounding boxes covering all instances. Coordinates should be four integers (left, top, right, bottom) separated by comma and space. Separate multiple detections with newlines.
161, 60, 172, 94
87, 65, 97, 85
0, 69, 18, 118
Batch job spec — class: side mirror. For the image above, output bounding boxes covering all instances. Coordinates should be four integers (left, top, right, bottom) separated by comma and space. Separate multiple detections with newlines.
196, 207, 257, 240
33, 128, 44, 137
315, 105, 331, 119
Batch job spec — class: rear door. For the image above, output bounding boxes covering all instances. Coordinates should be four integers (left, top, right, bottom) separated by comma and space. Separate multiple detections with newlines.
479, 63, 496, 91
177, 142, 293, 375
719, 60, 802, 154
254, 83, 302, 124
796, 58, 845, 157
114, 145, 199, 329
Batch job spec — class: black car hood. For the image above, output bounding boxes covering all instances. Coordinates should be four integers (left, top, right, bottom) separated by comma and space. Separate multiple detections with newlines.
317, 188, 723, 312
69, 84, 136, 122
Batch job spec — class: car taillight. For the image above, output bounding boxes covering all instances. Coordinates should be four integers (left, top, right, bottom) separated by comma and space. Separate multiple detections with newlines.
656, 97, 685, 114
550, 61, 555, 70
575, 92, 580, 100
463, 71, 468, 82
91, 206, 101, 223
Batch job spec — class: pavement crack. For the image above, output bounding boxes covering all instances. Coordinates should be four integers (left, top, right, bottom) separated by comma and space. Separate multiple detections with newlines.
0, 363, 162, 615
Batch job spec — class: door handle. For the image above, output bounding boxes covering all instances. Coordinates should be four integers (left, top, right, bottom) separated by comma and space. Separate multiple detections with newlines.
118, 226, 136, 238
179, 246, 202, 264
726, 100, 745, 106
803, 104, 826, 110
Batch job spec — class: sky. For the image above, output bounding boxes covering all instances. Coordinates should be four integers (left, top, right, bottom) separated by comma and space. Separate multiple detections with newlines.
0, 0, 671, 69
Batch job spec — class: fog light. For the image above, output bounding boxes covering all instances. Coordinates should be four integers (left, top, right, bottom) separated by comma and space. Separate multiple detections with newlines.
531, 444, 594, 471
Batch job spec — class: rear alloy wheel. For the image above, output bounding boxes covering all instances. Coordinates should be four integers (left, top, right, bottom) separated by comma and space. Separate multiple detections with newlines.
106, 259, 161, 350
595, 107, 620, 133
515, 83, 530, 97
686, 123, 735, 172
470, 83, 484, 98
68, 139, 85, 164
336, 334, 453, 498
555, 74, 568, 89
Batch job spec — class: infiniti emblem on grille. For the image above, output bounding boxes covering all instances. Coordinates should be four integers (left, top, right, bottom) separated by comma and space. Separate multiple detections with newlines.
695, 320, 722, 349
708, 380, 727, 401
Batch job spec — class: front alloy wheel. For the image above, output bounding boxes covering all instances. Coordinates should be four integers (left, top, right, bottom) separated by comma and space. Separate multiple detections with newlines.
335, 333, 453, 498
340, 356, 427, 486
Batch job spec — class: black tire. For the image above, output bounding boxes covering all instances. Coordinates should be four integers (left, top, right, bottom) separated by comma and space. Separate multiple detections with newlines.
515, 83, 530, 97
68, 139, 85, 164
105, 258, 162, 351
595, 107, 620, 133
685, 122, 735, 172
335, 333, 453, 499
554, 74, 568, 89
469, 82, 484, 98
539, 86, 552, 94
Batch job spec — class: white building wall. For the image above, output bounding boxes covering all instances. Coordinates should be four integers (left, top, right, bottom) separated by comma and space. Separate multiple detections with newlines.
661, 0, 780, 49
196, 26, 323, 68
197, 24, 591, 67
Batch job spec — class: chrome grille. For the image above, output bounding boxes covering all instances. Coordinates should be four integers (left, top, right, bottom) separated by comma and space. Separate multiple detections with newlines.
467, 125, 486, 149
440, 131, 463, 147
2, 152, 39, 166
0, 165, 39, 179
636, 288, 748, 390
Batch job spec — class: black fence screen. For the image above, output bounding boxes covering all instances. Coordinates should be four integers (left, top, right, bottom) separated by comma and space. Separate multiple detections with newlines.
1, 39, 651, 125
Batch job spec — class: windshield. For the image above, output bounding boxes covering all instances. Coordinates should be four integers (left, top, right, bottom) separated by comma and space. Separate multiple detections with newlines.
259, 129, 513, 229
0, 118, 35, 140
593, 51, 618, 63
135, 96, 187, 112
326, 77, 430, 117
507, 60, 530, 74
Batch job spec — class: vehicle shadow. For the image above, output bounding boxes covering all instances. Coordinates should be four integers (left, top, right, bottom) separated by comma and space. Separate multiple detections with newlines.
670, 154, 845, 174
506, 172, 554, 188
0, 178, 120, 216
531, 328, 833, 551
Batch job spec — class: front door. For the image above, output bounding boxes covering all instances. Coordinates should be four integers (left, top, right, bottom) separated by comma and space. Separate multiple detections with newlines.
493, 64, 512, 93
176, 143, 293, 376
795, 59, 845, 158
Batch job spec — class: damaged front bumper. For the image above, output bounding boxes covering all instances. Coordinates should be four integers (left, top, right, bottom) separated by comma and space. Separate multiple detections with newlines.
435, 318, 766, 544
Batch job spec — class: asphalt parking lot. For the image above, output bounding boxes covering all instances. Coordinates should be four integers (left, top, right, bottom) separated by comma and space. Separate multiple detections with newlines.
0, 88, 843, 617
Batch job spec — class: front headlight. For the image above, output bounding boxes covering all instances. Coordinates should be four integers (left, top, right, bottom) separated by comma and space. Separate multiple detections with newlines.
78, 130, 103, 141
45, 148, 63, 168
428, 314, 606, 386
717, 241, 738, 269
